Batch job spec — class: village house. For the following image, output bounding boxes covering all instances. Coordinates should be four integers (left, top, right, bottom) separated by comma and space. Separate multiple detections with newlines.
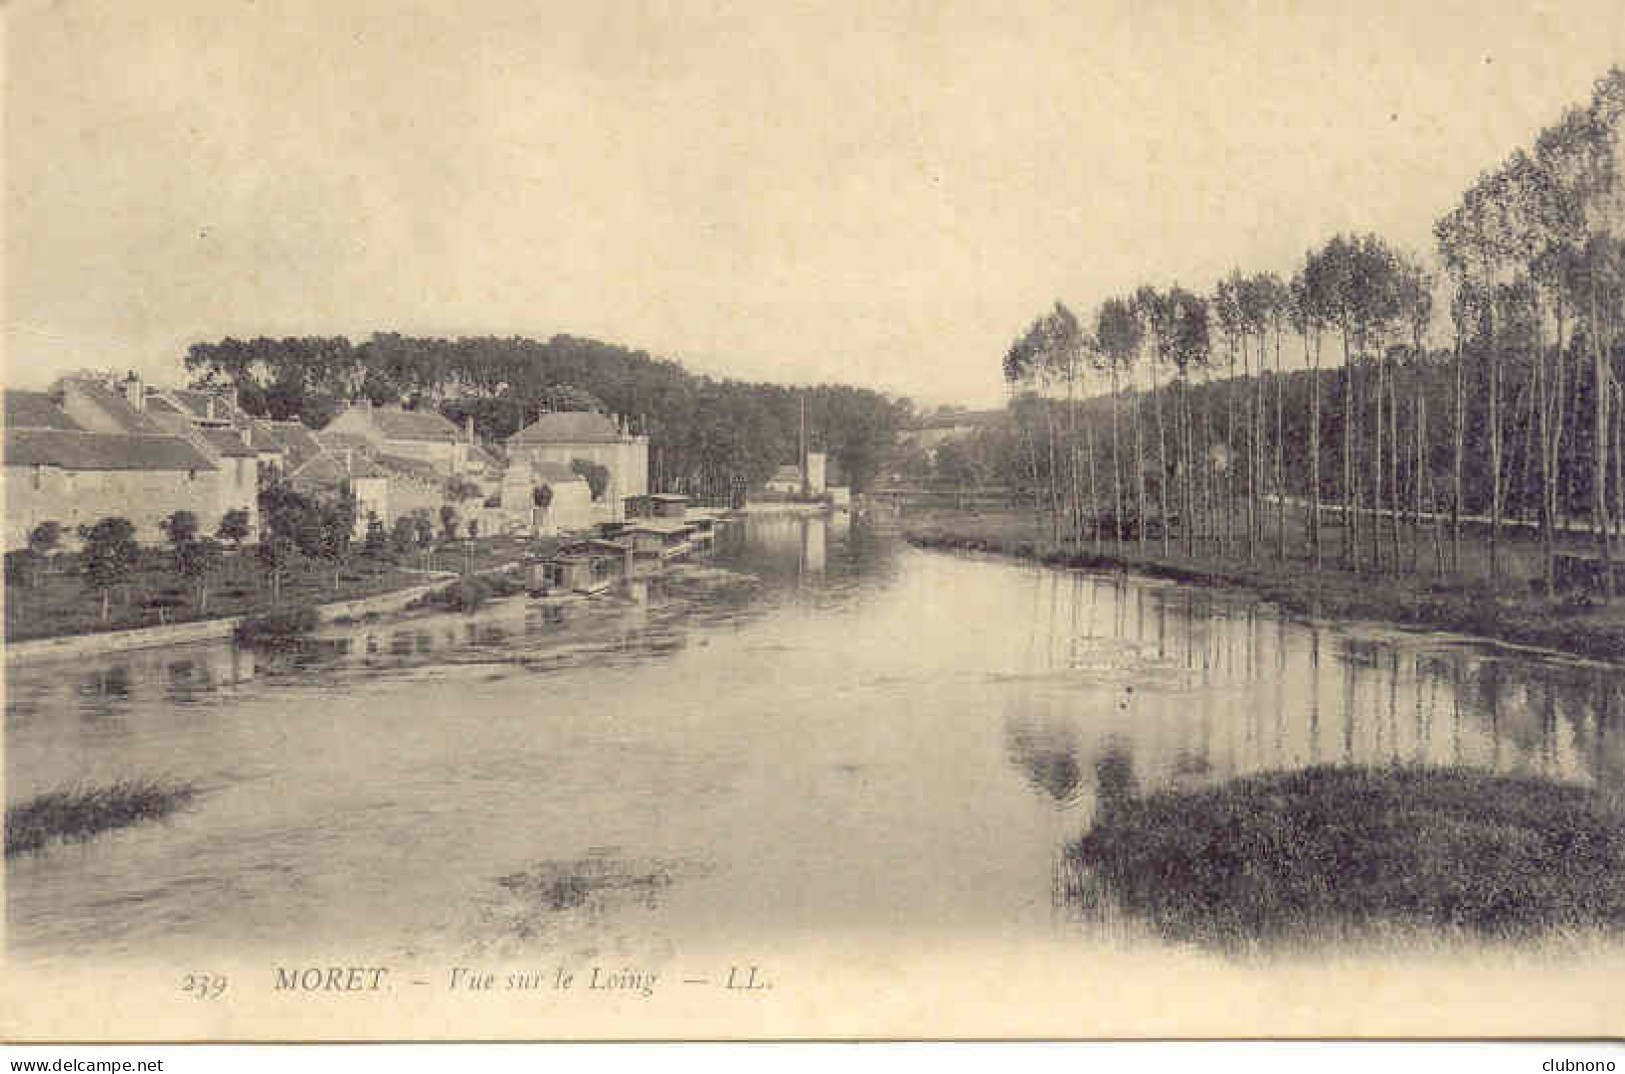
3, 375, 257, 551
898, 408, 1005, 448
286, 449, 391, 537
142, 384, 286, 484
764, 451, 827, 496
499, 459, 594, 536
505, 411, 649, 522
320, 400, 485, 479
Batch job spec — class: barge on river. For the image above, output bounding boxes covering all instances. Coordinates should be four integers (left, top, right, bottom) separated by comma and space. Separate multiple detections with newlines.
529, 494, 738, 594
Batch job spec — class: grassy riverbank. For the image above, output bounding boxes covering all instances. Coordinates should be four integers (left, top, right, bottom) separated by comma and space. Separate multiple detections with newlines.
902, 506, 1625, 662
1064, 765, 1625, 951
4, 536, 530, 644
6, 779, 198, 856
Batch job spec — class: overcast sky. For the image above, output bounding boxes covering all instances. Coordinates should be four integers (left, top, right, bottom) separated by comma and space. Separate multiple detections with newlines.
6, 0, 1624, 408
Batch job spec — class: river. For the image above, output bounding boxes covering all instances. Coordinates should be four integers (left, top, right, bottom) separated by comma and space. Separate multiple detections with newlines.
6, 513, 1625, 1032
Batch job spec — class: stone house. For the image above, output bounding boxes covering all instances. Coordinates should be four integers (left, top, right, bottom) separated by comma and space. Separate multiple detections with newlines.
499, 459, 593, 535
3, 380, 253, 551
143, 385, 285, 486
320, 401, 483, 478
301, 429, 457, 532
284, 449, 392, 539
504, 411, 648, 522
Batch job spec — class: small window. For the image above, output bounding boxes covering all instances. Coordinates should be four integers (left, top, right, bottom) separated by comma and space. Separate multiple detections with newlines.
31, 465, 41, 491
188, 469, 197, 481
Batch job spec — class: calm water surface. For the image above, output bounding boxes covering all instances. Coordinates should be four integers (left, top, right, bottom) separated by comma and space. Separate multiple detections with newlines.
8, 514, 1625, 966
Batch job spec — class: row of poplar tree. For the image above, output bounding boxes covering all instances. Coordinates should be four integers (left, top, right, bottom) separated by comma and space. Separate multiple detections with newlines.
999, 67, 1625, 595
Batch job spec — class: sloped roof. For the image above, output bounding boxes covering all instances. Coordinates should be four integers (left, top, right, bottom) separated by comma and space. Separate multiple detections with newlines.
5, 429, 217, 471
59, 379, 169, 435
509, 410, 622, 445
201, 427, 258, 458
469, 443, 502, 468
261, 421, 326, 471
290, 451, 389, 485
369, 406, 461, 442
157, 389, 237, 423
145, 396, 188, 418
314, 430, 378, 456
246, 419, 285, 455
770, 464, 802, 482
4, 391, 81, 430
374, 452, 445, 486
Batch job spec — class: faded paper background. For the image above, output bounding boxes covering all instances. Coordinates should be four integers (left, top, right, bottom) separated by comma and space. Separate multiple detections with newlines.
4, 0, 1625, 1042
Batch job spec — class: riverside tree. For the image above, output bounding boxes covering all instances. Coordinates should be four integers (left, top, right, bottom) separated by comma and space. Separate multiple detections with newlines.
160, 510, 199, 569
216, 508, 251, 550
26, 521, 63, 589
79, 517, 139, 623
177, 538, 224, 613
1097, 297, 1142, 546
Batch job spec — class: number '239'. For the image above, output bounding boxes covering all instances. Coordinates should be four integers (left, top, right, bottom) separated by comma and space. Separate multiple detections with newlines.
181, 973, 227, 1000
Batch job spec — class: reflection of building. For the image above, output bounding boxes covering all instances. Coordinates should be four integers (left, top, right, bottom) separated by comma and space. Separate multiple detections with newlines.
801, 517, 826, 574
505, 411, 648, 520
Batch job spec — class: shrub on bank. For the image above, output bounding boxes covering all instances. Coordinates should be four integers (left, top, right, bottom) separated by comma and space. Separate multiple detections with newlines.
233, 605, 319, 648
1065, 765, 1625, 949
6, 778, 198, 856
411, 572, 527, 614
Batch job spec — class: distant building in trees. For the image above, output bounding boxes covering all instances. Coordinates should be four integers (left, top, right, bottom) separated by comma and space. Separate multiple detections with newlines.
897, 408, 1007, 457
764, 452, 826, 496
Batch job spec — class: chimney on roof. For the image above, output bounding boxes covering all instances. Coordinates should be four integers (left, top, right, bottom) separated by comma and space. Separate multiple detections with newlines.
466, 414, 475, 444
345, 449, 353, 475
122, 372, 145, 412
240, 425, 252, 447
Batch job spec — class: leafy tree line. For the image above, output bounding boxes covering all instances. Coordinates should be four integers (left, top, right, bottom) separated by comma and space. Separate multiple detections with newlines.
183, 332, 911, 494
982, 65, 1625, 594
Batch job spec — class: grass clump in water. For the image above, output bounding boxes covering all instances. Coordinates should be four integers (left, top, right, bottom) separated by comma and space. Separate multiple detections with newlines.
1066, 765, 1625, 950
6, 778, 198, 856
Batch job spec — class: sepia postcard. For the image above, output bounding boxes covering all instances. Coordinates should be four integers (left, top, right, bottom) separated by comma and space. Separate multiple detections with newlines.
4, 0, 1625, 1044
